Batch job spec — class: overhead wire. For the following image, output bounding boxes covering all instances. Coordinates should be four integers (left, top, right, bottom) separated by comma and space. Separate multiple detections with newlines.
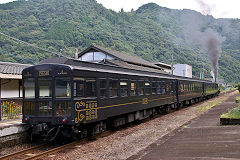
0, 31, 71, 59
0, 50, 37, 64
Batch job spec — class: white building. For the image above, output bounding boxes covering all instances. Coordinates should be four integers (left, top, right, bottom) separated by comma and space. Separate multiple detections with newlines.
0, 62, 31, 98
173, 64, 192, 78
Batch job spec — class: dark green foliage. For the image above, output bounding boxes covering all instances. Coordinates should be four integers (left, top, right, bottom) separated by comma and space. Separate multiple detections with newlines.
0, 0, 240, 82
234, 83, 240, 93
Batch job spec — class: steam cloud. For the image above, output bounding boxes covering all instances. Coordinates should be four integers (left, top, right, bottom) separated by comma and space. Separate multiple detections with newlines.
194, 0, 224, 81
156, 0, 228, 81
182, 0, 225, 81
195, 0, 213, 15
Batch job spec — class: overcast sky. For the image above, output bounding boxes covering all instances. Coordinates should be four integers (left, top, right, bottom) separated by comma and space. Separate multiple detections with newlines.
0, 0, 239, 18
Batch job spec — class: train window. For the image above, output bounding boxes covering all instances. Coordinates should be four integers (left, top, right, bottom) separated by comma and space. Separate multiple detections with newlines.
86, 79, 96, 97
166, 83, 169, 93
156, 82, 161, 94
55, 77, 71, 98
145, 82, 151, 95
74, 78, 84, 97
152, 82, 157, 94
169, 83, 172, 92
138, 81, 144, 95
109, 79, 118, 97
39, 101, 52, 116
23, 101, 35, 115
24, 78, 35, 98
185, 84, 187, 91
130, 82, 137, 96
38, 77, 52, 98
179, 84, 183, 92
100, 79, 107, 98
56, 101, 71, 116
73, 78, 96, 98
120, 81, 128, 97
162, 84, 166, 94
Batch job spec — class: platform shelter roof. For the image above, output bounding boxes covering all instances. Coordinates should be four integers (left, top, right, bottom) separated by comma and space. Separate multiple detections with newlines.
0, 62, 32, 79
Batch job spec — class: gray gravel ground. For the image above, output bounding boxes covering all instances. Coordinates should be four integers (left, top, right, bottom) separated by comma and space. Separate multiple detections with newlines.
0, 143, 34, 156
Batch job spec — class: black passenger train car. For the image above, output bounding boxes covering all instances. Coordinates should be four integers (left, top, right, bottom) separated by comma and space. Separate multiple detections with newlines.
22, 58, 219, 140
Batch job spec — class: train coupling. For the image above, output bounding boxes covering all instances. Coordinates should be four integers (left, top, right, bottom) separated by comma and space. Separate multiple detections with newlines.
31, 123, 49, 134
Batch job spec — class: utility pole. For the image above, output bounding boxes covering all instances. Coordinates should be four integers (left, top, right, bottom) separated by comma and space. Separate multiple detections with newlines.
59, 49, 63, 57
202, 64, 204, 80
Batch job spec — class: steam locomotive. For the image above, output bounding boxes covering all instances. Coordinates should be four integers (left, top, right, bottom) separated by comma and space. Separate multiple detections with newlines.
22, 57, 219, 140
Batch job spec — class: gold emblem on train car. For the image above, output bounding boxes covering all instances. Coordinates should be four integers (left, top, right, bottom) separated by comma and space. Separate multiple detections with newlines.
142, 98, 148, 104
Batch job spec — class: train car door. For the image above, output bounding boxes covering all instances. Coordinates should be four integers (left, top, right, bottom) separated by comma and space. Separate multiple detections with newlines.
73, 77, 98, 124
171, 80, 177, 103
172, 80, 178, 102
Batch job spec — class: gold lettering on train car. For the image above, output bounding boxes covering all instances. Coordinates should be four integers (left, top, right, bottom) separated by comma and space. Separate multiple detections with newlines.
142, 98, 148, 104
25, 72, 32, 76
58, 70, 67, 75
86, 109, 98, 121
39, 70, 49, 76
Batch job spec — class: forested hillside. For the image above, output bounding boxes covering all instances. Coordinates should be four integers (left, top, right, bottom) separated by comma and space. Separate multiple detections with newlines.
0, 0, 240, 82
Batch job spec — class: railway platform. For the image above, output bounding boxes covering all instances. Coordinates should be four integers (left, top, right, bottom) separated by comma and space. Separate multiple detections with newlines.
0, 118, 29, 148
128, 92, 240, 160
0, 118, 22, 128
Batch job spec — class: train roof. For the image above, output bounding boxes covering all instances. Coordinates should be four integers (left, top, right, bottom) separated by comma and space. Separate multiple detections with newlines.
37, 57, 215, 83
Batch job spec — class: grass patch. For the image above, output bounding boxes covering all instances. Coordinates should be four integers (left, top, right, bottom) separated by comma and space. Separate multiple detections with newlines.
196, 101, 218, 113
236, 97, 240, 103
221, 106, 240, 119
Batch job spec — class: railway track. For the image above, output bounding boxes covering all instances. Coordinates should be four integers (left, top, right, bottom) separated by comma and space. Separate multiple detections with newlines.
0, 131, 112, 160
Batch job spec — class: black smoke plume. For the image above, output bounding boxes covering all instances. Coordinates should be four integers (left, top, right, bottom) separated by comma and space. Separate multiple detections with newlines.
204, 29, 224, 81
181, 0, 225, 81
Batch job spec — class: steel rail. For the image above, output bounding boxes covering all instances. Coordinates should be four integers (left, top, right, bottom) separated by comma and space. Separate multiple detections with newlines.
0, 144, 48, 160
25, 131, 112, 160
